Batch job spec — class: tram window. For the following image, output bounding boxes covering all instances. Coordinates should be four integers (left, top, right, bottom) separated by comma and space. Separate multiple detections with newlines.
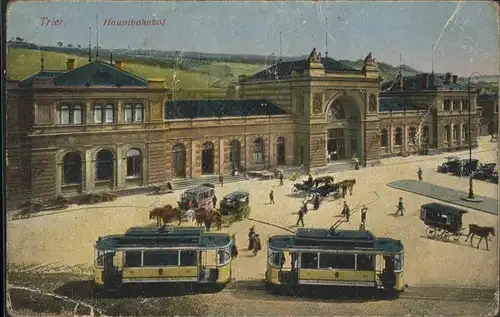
95, 250, 112, 268
356, 254, 374, 271
300, 253, 319, 269
393, 254, 403, 271
143, 251, 179, 267
218, 249, 230, 265
124, 251, 142, 267
319, 253, 355, 270
180, 250, 197, 266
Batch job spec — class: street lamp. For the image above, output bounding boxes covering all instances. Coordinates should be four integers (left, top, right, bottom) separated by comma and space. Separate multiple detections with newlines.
262, 101, 270, 169
465, 72, 481, 201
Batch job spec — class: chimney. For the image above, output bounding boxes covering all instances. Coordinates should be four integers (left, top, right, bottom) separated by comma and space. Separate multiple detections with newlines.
452, 75, 458, 84
66, 58, 75, 71
115, 60, 122, 69
445, 72, 452, 83
421, 73, 429, 90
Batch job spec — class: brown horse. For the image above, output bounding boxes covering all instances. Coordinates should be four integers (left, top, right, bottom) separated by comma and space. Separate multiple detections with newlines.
338, 179, 356, 196
314, 176, 334, 188
194, 208, 222, 231
149, 205, 182, 227
465, 224, 495, 250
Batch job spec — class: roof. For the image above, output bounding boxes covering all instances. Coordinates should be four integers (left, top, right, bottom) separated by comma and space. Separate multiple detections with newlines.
223, 191, 249, 199
379, 97, 426, 112
246, 57, 357, 81
165, 99, 289, 120
95, 226, 231, 250
421, 203, 468, 217
53, 60, 148, 87
382, 73, 467, 92
268, 228, 403, 253
18, 70, 64, 87
183, 186, 214, 194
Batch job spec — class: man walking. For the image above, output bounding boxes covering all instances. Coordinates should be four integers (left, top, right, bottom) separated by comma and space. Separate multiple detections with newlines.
417, 168, 423, 181
341, 201, 350, 222
296, 206, 305, 227
397, 197, 404, 216
279, 172, 284, 186
212, 195, 217, 209
219, 173, 224, 187
269, 190, 275, 204
361, 205, 368, 223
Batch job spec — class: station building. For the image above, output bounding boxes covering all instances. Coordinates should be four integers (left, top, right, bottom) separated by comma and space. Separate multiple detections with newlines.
5, 49, 479, 206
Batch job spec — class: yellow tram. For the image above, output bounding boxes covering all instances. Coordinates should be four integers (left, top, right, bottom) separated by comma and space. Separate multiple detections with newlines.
93, 226, 234, 292
266, 228, 405, 293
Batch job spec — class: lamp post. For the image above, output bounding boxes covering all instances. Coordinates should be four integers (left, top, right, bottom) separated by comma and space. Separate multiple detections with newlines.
262, 101, 270, 169
465, 72, 481, 201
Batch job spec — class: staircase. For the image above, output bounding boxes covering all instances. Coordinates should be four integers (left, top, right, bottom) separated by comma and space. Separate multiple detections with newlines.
170, 174, 248, 191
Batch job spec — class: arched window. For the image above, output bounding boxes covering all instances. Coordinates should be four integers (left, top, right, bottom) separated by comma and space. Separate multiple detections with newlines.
444, 125, 450, 142
395, 127, 403, 146
408, 127, 417, 144
229, 139, 241, 170
134, 104, 143, 122
93, 104, 103, 123
124, 104, 133, 123
328, 100, 346, 120
254, 138, 264, 164
453, 124, 459, 141
62, 152, 82, 184
462, 124, 469, 141
126, 149, 142, 178
172, 143, 186, 178
105, 104, 114, 123
380, 128, 389, 147
277, 136, 285, 165
60, 104, 70, 124
73, 105, 82, 124
96, 149, 114, 181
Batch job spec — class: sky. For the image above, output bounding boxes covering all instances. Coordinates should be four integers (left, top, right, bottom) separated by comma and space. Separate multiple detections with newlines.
6, 1, 499, 76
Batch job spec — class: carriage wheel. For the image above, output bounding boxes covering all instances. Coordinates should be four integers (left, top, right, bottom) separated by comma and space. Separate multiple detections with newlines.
453, 231, 461, 241
436, 228, 444, 235
442, 232, 450, 242
425, 227, 436, 238
291, 187, 299, 195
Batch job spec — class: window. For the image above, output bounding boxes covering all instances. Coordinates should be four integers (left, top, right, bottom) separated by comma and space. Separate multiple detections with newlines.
143, 250, 179, 267
60, 104, 83, 125
124, 103, 144, 123
443, 99, 451, 111
105, 104, 114, 123
218, 249, 231, 265
268, 250, 284, 267
452, 100, 459, 111
95, 149, 114, 181
126, 149, 142, 178
180, 250, 197, 266
423, 126, 430, 143
395, 127, 403, 146
319, 253, 355, 270
93, 104, 103, 123
393, 253, 403, 272
300, 252, 318, 269
95, 250, 114, 268
453, 124, 459, 141
380, 129, 389, 147
462, 100, 469, 111
444, 125, 449, 142
408, 127, 417, 144
124, 251, 142, 267
62, 152, 82, 184
463, 124, 469, 142
254, 138, 264, 164
356, 254, 374, 270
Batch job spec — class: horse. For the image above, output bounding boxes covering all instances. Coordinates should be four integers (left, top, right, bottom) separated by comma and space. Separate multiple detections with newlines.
194, 208, 222, 231
338, 179, 356, 196
314, 176, 334, 188
149, 205, 182, 227
464, 224, 495, 250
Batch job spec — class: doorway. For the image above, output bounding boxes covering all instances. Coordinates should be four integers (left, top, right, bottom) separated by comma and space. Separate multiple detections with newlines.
277, 137, 285, 165
202, 142, 214, 174
327, 129, 346, 161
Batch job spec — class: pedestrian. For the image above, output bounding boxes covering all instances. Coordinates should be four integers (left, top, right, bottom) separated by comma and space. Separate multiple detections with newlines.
212, 195, 217, 209
359, 221, 366, 231
417, 167, 423, 181
252, 234, 262, 256
296, 207, 305, 227
279, 172, 284, 186
231, 234, 238, 258
269, 190, 275, 204
313, 194, 320, 210
397, 197, 404, 216
248, 227, 256, 250
219, 173, 224, 187
302, 202, 308, 214
341, 201, 350, 222
361, 205, 368, 223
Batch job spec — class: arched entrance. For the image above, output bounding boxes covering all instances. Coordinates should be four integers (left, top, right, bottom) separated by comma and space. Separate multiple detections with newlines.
201, 141, 214, 174
95, 149, 114, 189
62, 152, 83, 194
229, 140, 241, 172
325, 96, 362, 162
172, 144, 186, 178
277, 137, 285, 165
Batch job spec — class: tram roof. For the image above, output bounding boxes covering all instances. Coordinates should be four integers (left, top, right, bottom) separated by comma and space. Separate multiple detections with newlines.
183, 186, 214, 194
95, 226, 231, 250
268, 228, 403, 253
421, 203, 468, 217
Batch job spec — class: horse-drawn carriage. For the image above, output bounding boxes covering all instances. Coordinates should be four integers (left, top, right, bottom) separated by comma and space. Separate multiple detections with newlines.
437, 156, 462, 174
290, 180, 314, 196
420, 203, 467, 242
220, 191, 250, 226
309, 183, 342, 202
177, 186, 215, 211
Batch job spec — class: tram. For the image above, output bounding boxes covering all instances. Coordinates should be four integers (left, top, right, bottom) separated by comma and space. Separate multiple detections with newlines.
93, 226, 234, 292
266, 228, 405, 293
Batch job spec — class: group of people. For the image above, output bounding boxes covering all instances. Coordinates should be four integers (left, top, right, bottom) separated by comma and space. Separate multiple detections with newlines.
248, 226, 262, 256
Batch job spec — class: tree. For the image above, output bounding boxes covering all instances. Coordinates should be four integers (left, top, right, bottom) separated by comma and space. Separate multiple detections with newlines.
58, 42, 63, 47
67, 44, 73, 48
